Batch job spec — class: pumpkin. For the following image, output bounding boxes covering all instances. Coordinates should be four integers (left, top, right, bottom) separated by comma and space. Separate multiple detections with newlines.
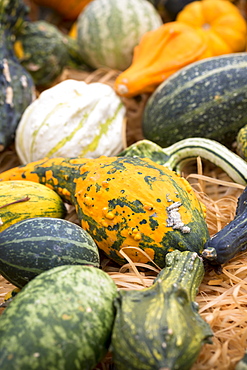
114, 21, 210, 98
32, 0, 93, 20
0, 156, 209, 268
176, 0, 247, 56
76, 0, 163, 70
15, 79, 126, 163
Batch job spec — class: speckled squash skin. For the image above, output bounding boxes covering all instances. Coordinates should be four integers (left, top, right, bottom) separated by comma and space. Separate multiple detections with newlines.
0, 0, 35, 151
14, 20, 70, 87
0, 156, 209, 268
0, 217, 100, 288
143, 53, 247, 149
236, 125, 247, 161
0, 180, 67, 232
0, 265, 117, 369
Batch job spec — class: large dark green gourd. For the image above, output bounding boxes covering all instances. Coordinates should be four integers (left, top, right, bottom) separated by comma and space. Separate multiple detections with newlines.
0, 265, 118, 370
0, 0, 35, 151
111, 250, 213, 370
142, 53, 247, 149
202, 186, 247, 265
0, 217, 100, 288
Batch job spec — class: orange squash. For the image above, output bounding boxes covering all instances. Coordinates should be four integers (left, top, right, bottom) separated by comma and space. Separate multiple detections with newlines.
32, 0, 93, 20
114, 21, 210, 98
176, 0, 247, 56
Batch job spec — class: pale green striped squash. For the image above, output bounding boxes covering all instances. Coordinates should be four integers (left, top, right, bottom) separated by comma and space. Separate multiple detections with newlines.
15, 79, 126, 163
76, 0, 163, 71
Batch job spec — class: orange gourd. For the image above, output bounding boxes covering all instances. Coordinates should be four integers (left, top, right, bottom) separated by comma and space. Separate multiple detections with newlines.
114, 22, 210, 98
32, 0, 93, 20
176, 0, 247, 56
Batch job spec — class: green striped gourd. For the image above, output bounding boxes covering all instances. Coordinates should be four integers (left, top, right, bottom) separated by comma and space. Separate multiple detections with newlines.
76, 0, 162, 70
0, 0, 35, 151
143, 53, 247, 149
0, 217, 100, 288
0, 180, 67, 232
111, 250, 213, 370
0, 265, 117, 369
119, 137, 247, 185
0, 155, 209, 268
15, 80, 126, 163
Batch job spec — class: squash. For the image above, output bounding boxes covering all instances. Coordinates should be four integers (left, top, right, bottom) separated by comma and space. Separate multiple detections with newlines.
0, 217, 100, 288
142, 53, 247, 149
0, 0, 35, 151
32, 0, 93, 20
76, 0, 163, 70
111, 250, 213, 370
14, 20, 71, 87
202, 186, 247, 266
0, 180, 67, 232
176, 0, 247, 56
114, 21, 210, 98
0, 156, 209, 268
15, 79, 126, 163
0, 265, 118, 369
119, 137, 247, 185
236, 125, 247, 161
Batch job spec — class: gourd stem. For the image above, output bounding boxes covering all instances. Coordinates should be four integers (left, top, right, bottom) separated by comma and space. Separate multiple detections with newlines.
163, 137, 247, 185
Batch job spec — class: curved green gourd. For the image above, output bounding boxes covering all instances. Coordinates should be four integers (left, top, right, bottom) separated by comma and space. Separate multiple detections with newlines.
111, 250, 213, 370
0, 0, 35, 151
0, 265, 117, 370
119, 137, 247, 185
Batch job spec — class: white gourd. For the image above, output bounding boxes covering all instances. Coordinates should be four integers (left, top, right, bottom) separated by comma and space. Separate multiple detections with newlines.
15, 80, 126, 163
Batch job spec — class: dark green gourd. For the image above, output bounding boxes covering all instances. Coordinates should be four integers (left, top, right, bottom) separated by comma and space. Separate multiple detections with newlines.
14, 20, 88, 87
0, 217, 100, 288
202, 186, 247, 265
0, 0, 35, 151
0, 265, 118, 370
111, 250, 213, 370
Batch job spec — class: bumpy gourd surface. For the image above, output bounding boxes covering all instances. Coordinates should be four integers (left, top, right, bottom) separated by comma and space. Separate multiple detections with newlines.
0, 156, 209, 267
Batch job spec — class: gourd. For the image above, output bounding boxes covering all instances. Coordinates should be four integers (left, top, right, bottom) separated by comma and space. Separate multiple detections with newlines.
15, 79, 126, 163
76, 0, 163, 70
119, 137, 247, 185
236, 351, 247, 370
14, 20, 71, 87
0, 0, 35, 151
0, 155, 209, 268
114, 21, 209, 98
176, 0, 247, 56
202, 186, 247, 266
236, 125, 247, 161
0, 217, 100, 288
0, 265, 118, 369
142, 52, 247, 149
111, 250, 213, 370
0, 180, 67, 232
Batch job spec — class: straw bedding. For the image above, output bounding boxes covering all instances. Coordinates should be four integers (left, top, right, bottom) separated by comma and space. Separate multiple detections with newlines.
0, 67, 247, 370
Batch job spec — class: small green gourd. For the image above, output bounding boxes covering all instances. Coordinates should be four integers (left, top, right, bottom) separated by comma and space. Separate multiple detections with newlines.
111, 250, 213, 370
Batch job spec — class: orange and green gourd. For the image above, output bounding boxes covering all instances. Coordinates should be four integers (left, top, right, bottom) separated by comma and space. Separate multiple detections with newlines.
0, 156, 209, 268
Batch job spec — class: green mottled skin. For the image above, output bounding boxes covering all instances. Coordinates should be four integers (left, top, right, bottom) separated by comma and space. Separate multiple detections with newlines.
237, 125, 247, 161
0, 217, 100, 288
15, 21, 71, 86
0, 156, 209, 268
0, 265, 117, 370
143, 53, 247, 149
111, 250, 213, 370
